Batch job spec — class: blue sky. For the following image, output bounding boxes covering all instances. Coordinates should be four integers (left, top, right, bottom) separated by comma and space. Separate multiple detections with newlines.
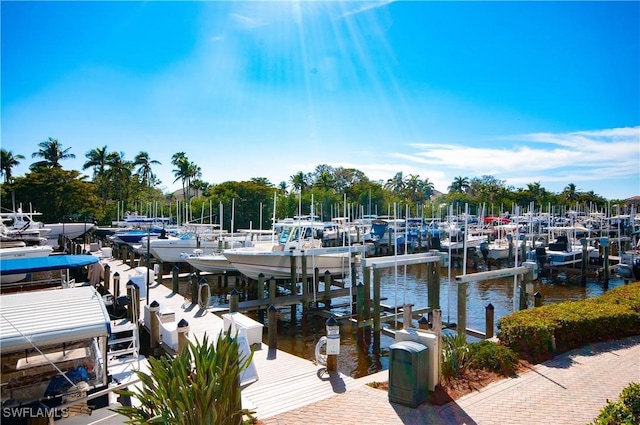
2, 1, 639, 200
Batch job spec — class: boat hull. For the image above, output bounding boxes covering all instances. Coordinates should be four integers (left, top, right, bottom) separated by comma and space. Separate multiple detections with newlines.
186, 255, 236, 273
223, 250, 352, 280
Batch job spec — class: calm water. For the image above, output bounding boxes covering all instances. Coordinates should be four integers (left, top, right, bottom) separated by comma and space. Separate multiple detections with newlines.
190, 262, 628, 379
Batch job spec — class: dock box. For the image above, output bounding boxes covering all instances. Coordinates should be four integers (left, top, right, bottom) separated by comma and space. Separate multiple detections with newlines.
221, 312, 264, 348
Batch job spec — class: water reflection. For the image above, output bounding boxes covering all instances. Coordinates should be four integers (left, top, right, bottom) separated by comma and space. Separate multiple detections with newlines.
193, 264, 627, 379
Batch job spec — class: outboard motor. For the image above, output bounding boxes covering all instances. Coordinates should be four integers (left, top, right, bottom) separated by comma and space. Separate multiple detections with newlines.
633, 258, 640, 280
479, 241, 489, 262
535, 247, 547, 270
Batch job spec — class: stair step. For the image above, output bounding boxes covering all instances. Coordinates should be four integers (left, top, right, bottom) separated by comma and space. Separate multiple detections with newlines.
108, 348, 138, 358
108, 336, 136, 345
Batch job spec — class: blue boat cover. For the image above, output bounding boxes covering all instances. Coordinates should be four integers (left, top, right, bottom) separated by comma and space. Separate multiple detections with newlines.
0, 255, 98, 275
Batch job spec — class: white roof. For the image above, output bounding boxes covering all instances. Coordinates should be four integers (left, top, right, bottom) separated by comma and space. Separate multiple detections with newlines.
0, 286, 111, 352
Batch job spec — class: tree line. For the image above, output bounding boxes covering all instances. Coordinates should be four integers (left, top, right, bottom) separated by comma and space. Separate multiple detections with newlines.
0, 138, 625, 229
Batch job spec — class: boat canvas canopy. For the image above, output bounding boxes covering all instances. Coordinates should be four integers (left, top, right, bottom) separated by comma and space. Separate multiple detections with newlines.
0, 286, 111, 352
0, 254, 98, 275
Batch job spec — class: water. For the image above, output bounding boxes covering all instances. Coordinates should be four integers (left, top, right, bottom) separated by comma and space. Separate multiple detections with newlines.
183, 262, 628, 379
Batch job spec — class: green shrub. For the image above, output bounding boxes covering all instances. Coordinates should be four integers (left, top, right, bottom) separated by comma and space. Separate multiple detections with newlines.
590, 382, 640, 425
497, 282, 640, 363
441, 333, 470, 380
114, 333, 252, 425
467, 340, 518, 376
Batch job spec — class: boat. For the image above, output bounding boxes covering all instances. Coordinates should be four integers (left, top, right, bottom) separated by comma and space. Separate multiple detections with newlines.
1, 208, 95, 246
0, 222, 48, 246
185, 249, 237, 274
222, 221, 356, 280
0, 245, 54, 284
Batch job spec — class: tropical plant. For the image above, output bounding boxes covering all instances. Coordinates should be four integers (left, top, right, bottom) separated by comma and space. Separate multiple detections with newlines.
589, 382, 640, 425
384, 171, 406, 194
114, 333, 253, 425
441, 333, 470, 380
105, 151, 134, 205
171, 152, 201, 201
448, 176, 470, 194
1, 149, 25, 183
30, 137, 75, 169
134, 151, 161, 189
289, 171, 309, 193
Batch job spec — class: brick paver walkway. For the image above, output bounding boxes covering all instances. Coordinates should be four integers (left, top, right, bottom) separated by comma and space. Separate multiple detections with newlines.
261, 336, 640, 425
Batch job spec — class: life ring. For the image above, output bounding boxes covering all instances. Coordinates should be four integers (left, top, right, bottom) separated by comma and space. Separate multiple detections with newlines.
315, 336, 328, 366
198, 282, 211, 310
303, 242, 312, 250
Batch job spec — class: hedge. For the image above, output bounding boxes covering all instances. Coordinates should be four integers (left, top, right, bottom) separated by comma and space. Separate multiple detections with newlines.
497, 282, 640, 363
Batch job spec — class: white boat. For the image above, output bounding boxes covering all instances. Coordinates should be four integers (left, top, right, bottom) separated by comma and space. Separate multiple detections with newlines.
222, 222, 355, 280
185, 250, 237, 273
0, 245, 54, 283
439, 233, 485, 252
145, 226, 271, 263
1, 208, 95, 245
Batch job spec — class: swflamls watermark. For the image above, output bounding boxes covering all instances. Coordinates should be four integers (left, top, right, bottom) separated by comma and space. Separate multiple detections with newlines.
2, 406, 70, 419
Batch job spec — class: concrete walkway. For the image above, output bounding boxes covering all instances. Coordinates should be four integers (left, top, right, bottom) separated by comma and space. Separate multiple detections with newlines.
261, 335, 640, 425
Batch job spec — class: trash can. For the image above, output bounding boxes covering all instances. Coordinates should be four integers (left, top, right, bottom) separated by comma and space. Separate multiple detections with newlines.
388, 340, 428, 407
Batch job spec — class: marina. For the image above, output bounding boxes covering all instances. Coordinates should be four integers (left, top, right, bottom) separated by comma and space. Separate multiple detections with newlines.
1, 204, 638, 423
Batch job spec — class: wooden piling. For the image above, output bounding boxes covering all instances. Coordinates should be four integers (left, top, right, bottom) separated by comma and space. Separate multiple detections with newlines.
126, 281, 139, 322
103, 264, 111, 293
301, 254, 308, 308
403, 304, 413, 329
534, 291, 543, 307
257, 274, 265, 322
268, 305, 277, 351
149, 300, 160, 351
373, 268, 381, 356
457, 282, 467, 337
356, 282, 365, 344
323, 271, 332, 308
177, 319, 189, 354
485, 303, 494, 339
581, 238, 588, 286
230, 289, 239, 313
113, 272, 120, 297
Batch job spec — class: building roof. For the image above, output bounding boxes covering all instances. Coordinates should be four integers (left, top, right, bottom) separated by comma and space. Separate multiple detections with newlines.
0, 286, 111, 352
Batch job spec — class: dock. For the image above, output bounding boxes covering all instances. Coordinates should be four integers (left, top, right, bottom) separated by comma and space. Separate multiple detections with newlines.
95, 250, 366, 420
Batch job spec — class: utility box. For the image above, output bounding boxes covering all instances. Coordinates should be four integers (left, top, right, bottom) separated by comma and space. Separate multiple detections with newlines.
388, 340, 428, 407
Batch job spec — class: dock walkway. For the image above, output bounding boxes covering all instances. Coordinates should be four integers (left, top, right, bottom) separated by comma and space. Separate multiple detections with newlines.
97, 253, 365, 421
86, 250, 640, 424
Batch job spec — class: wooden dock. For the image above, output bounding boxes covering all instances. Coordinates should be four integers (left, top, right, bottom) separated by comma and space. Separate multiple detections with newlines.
97, 252, 367, 421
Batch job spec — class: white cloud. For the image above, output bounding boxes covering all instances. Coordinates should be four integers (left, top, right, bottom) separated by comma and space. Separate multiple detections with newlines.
336, 1, 394, 20
388, 126, 639, 193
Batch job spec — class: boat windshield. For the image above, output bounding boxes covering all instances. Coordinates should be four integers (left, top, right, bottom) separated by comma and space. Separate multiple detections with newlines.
279, 228, 292, 244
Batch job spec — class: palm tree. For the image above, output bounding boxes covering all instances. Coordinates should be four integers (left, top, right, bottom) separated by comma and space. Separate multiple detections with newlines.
105, 151, 133, 203
82, 145, 109, 177
1, 149, 25, 183
30, 137, 75, 169
171, 153, 202, 201
289, 171, 308, 193
83, 146, 110, 204
384, 171, 406, 194
448, 176, 470, 194
172, 152, 190, 200
563, 183, 579, 203
115, 333, 252, 425
134, 151, 161, 189
405, 174, 422, 203
422, 177, 435, 200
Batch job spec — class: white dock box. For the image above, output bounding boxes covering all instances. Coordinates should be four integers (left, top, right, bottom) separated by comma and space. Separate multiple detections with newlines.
222, 312, 264, 348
